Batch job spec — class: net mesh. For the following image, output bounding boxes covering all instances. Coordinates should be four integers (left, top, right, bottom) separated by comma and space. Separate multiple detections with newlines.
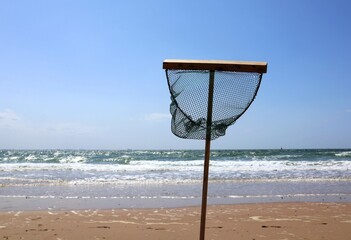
166, 69, 262, 140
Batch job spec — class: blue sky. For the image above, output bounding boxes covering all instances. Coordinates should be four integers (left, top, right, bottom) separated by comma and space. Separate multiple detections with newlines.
0, 0, 350, 149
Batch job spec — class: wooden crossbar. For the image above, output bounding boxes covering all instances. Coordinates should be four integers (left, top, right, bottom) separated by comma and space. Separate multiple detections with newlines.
163, 59, 267, 73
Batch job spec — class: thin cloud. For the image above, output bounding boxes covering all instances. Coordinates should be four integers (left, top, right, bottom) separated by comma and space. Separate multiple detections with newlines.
0, 109, 22, 128
0, 109, 20, 121
144, 113, 171, 121
43, 122, 96, 135
0, 109, 96, 135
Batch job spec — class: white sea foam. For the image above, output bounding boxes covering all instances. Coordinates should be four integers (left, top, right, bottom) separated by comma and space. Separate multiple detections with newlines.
1, 158, 350, 180
24, 154, 36, 161
1, 149, 350, 187
335, 151, 351, 157
59, 156, 87, 163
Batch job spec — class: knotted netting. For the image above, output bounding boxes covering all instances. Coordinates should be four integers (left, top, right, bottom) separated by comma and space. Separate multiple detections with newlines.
166, 69, 263, 140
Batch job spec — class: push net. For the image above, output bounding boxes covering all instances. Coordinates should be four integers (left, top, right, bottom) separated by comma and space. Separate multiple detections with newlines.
166, 69, 263, 140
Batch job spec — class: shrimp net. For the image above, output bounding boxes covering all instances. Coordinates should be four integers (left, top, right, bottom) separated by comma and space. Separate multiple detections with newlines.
166, 70, 263, 140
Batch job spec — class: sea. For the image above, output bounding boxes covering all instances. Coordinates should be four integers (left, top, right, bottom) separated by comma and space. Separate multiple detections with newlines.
0, 149, 350, 210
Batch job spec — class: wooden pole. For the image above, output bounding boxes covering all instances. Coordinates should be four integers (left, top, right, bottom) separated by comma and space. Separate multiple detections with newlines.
199, 70, 215, 240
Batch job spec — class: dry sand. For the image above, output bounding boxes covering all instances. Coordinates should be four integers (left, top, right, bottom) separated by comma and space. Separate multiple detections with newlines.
1, 202, 350, 240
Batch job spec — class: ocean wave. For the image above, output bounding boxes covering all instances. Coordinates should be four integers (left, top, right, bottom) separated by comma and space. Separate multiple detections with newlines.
59, 156, 87, 164
1, 149, 350, 188
335, 151, 351, 157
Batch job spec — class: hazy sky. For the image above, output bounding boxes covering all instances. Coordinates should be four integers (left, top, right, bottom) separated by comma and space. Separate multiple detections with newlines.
1, 0, 350, 149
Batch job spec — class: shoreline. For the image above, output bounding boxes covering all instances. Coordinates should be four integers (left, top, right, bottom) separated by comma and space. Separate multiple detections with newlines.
1, 180, 351, 211
1, 202, 350, 239
2, 193, 351, 212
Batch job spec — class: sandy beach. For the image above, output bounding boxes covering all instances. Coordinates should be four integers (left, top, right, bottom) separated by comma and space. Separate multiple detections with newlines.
1, 150, 350, 239
1, 202, 350, 240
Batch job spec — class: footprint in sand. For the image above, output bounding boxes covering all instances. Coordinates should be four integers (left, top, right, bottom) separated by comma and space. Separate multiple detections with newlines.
146, 227, 167, 230
262, 225, 282, 228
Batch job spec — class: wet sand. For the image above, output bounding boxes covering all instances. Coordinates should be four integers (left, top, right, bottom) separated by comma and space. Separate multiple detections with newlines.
1, 202, 350, 239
